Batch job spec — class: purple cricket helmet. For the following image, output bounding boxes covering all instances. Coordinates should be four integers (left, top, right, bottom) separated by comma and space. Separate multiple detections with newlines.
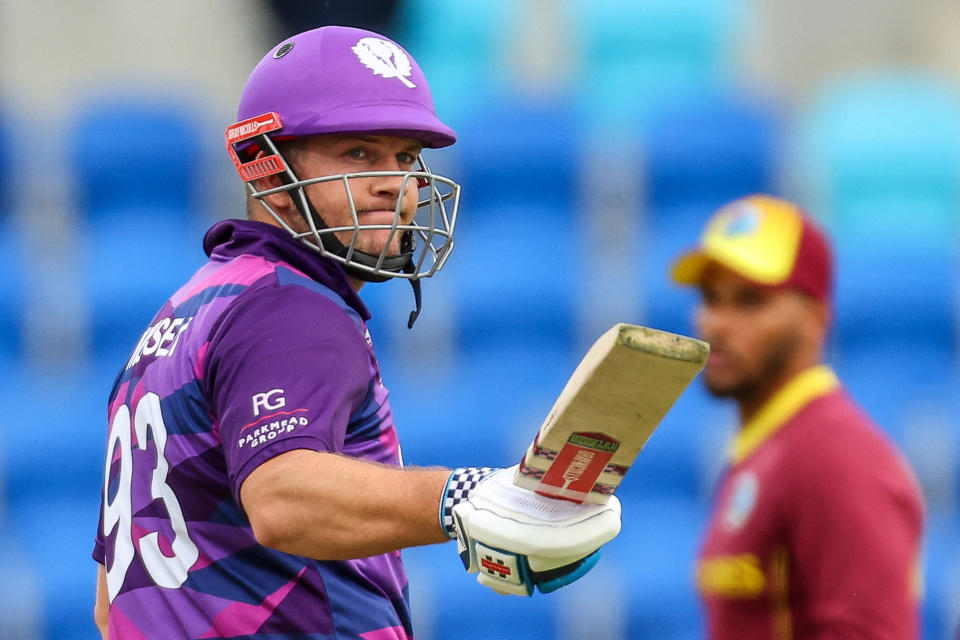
237, 25, 456, 149
226, 26, 462, 328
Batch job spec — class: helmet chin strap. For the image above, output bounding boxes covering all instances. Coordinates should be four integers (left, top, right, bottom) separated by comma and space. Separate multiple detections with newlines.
405, 261, 423, 329
283, 176, 425, 328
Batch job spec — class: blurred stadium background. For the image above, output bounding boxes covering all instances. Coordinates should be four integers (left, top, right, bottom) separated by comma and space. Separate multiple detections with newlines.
1, 0, 960, 638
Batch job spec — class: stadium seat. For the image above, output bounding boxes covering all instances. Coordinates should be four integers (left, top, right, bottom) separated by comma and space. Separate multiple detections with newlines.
67, 94, 206, 217
794, 72, 960, 249
78, 205, 207, 364
398, 0, 514, 127
0, 526, 44, 640
0, 362, 111, 511
0, 218, 28, 363
8, 497, 102, 640
642, 90, 783, 212
831, 240, 958, 353
452, 91, 585, 211
442, 203, 583, 354
0, 104, 10, 209
404, 543, 565, 640
618, 382, 734, 503
0, 107, 28, 364
607, 496, 709, 639
635, 202, 713, 336
569, 0, 747, 133
831, 341, 960, 448
384, 341, 579, 470
636, 90, 782, 335
66, 95, 211, 362
921, 513, 960, 640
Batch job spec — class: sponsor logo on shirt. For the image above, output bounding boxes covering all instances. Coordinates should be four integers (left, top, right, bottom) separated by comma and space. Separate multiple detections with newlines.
697, 553, 766, 598
238, 408, 309, 449
252, 388, 286, 416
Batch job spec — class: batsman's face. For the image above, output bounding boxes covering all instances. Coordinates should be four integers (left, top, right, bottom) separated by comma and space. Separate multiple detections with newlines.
694, 264, 811, 399
285, 134, 422, 256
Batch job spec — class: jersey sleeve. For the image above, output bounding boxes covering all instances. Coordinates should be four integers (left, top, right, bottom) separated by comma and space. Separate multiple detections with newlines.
205, 278, 372, 503
783, 404, 923, 639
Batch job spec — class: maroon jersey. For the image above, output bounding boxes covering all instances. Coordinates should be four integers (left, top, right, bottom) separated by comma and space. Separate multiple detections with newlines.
697, 366, 924, 640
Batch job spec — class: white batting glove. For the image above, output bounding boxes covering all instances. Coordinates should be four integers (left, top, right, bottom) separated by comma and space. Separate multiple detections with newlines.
439, 465, 622, 596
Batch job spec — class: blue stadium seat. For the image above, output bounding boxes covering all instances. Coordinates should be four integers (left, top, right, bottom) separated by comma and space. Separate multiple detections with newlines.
399, 0, 513, 126
831, 342, 960, 448
68, 95, 205, 217
831, 241, 958, 353
0, 525, 44, 639
8, 497, 102, 640
0, 105, 10, 209
0, 107, 27, 364
569, 0, 747, 132
404, 542, 564, 640
636, 202, 712, 336
442, 203, 582, 354
0, 362, 111, 511
642, 90, 783, 211
79, 206, 207, 365
795, 72, 960, 249
453, 92, 585, 211
921, 513, 960, 640
67, 94, 210, 362
636, 91, 782, 335
384, 342, 579, 470
797, 75, 960, 397
0, 218, 28, 363
608, 496, 709, 638
618, 382, 733, 503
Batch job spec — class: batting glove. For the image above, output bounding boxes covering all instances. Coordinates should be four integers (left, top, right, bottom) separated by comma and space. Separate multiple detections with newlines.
440, 465, 621, 596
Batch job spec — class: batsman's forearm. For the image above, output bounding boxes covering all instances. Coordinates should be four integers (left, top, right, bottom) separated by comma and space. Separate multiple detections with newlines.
240, 449, 451, 559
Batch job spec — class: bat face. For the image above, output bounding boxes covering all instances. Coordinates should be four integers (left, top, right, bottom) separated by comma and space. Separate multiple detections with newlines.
514, 324, 709, 504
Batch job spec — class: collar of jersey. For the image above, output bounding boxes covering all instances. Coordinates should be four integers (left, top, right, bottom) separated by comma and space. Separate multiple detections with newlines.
204, 218, 371, 321
729, 365, 839, 465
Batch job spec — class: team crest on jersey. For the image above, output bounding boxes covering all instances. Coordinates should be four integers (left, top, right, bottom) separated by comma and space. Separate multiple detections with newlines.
351, 37, 416, 88
722, 471, 758, 532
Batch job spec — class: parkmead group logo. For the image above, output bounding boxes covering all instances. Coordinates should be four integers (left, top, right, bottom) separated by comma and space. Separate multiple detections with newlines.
351, 37, 416, 88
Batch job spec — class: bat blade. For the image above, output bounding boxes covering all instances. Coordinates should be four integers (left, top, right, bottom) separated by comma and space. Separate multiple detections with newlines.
514, 323, 709, 504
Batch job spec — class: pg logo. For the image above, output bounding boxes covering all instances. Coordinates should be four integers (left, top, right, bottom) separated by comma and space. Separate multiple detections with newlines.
252, 389, 286, 416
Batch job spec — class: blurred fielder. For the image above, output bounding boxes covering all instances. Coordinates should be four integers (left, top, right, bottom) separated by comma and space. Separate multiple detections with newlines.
671, 195, 924, 639
92, 26, 620, 639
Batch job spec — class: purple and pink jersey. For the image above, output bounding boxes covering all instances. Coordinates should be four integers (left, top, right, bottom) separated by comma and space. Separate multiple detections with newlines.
94, 219, 413, 639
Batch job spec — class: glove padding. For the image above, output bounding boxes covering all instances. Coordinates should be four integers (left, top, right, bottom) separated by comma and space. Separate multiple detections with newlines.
451, 465, 621, 596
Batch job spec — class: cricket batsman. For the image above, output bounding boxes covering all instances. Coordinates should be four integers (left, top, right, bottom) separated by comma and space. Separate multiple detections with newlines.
92, 26, 621, 639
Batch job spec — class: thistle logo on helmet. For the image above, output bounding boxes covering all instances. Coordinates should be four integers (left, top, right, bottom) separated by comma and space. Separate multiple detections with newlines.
351, 37, 416, 88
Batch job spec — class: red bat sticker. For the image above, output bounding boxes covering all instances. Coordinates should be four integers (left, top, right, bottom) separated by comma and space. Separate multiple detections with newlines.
537, 432, 619, 503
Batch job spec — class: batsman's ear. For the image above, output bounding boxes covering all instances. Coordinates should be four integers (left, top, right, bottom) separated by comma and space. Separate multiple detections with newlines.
248, 149, 299, 217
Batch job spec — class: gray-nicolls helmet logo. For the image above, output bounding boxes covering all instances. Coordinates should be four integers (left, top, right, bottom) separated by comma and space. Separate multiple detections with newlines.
227, 26, 461, 328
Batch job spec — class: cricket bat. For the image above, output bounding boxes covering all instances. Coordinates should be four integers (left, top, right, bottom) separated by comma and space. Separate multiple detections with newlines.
514, 323, 709, 504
